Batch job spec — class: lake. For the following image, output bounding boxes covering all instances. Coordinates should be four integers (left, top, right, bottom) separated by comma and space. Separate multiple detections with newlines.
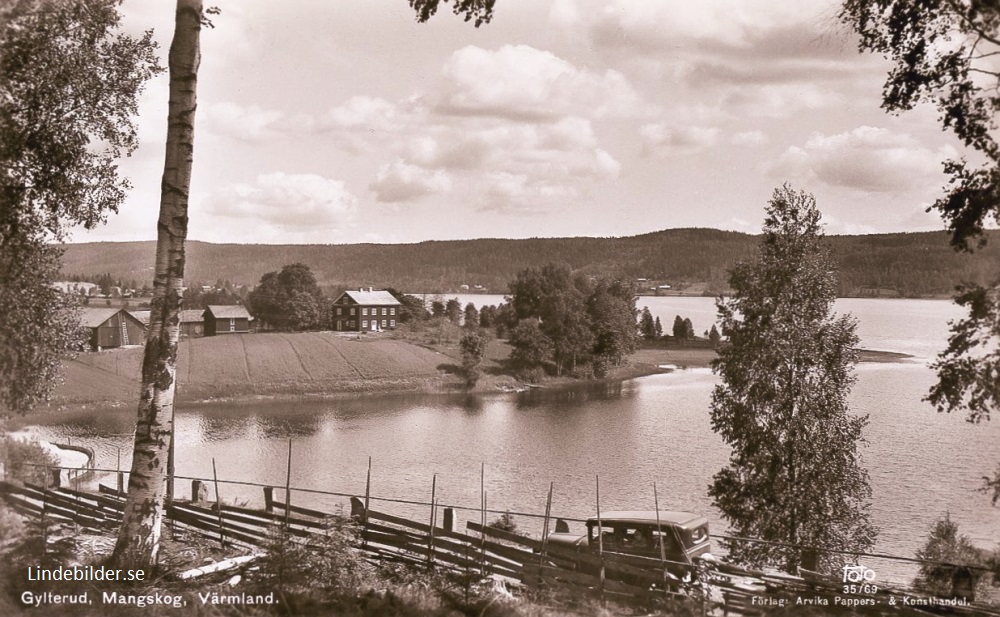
22, 297, 1000, 586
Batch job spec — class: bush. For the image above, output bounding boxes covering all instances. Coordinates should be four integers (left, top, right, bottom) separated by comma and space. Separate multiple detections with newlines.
487, 512, 520, 535
514, 366, 546, 384
250, 515, 367, 600
459, 331, 488, 388
2, 437, 59, 486
915, 514, 993, 599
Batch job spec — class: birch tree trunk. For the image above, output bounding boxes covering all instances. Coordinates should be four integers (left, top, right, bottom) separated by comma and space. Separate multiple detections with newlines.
111, 0, 202, 568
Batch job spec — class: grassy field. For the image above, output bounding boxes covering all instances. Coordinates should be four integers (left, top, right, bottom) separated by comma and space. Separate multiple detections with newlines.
51, 332, 460, 406
48, 330, 910, 409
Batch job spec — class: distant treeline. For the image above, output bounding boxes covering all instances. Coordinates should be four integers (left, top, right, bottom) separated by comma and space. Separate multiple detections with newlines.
59, 229, 1000, 298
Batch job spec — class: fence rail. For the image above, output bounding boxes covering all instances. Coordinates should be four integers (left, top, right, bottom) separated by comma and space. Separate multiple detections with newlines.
2, 476, 998, 616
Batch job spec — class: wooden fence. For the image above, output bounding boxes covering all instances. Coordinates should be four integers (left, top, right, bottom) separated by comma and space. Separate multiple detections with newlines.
1, 480, 998, 617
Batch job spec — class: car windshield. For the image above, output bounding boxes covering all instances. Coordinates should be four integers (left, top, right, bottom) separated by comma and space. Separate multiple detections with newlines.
588, 523, 683, 554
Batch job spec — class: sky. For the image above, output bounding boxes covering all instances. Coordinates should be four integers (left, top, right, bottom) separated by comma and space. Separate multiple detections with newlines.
70, 0, 965, 245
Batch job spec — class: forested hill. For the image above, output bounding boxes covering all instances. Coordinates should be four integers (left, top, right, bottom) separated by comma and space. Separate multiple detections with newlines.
60, 229, 1000, 297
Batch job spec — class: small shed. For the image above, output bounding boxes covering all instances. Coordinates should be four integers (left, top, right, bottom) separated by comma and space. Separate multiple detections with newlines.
203, 305, 252, 336
80, 308, 146, 351
180, 309, 206, 338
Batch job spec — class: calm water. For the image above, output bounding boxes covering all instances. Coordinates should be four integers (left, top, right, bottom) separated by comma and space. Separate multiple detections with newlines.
24, 298, 1000, 584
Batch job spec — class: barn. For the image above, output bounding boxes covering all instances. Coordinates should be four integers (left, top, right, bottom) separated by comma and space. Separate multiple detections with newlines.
203, 305, 252, 336
180, 309, 207, 338
331, 288, 401, 332
80, 308, 146, 351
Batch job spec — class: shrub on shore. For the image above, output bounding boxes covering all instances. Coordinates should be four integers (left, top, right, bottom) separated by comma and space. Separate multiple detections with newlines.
1, 437, 59, 487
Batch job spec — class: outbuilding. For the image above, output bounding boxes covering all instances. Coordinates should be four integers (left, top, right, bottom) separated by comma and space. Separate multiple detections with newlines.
80, 308, 146, 351
203, 305, 252, 336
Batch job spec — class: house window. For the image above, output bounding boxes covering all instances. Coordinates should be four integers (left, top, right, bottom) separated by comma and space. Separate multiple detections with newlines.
390, 319, 395, 327
350, 308, 355, 315
382, 308, 387, 315
336, 308, 342, 316
348, 320, 355, 328
362, 320, 368, 328
381, 320, 387, 327
229, 318, 235, 332
390, 308, 395, 315
362, 308, 368, 316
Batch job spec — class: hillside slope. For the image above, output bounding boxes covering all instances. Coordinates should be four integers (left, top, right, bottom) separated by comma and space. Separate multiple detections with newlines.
53, 333, 456, 405
59, 228, 1000, 297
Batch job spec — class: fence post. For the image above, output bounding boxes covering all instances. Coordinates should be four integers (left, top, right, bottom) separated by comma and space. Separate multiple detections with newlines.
479, 462, 487, 575
192, 480, 209, 504
284, 439, 292, 529
653, 482, 668, 597
427, 474, 437, 569
442, 507, 455, 532
211, 458, 225, 548
263, 486, 274, 513
596, 475, 605, 602
538, 482, 553, 575
363, 456, 371, 550
116, 447, 123, 494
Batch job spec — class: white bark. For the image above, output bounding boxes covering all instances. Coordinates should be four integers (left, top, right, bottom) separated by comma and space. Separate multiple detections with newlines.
111, 0, 202, 568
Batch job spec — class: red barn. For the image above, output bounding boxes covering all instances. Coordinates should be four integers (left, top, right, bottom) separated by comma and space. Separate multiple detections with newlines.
331, 288, 401, 332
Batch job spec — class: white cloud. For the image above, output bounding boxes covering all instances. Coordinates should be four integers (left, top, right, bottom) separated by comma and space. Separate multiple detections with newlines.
435, 45, 649, 120
477, 172, 577, 214
731, 130, 768, 146
370, 161, 452, 203
585, 0, 878, 121
590, 0, 821, 52
549, 0, 581, 27
722, 82, 844, 117
205, 172, 358, 236
768, 126, 956, 193
640, 123, 721, 155
202, 102, 287, 142
319, 96, 399, 131
360, 110, 621, 210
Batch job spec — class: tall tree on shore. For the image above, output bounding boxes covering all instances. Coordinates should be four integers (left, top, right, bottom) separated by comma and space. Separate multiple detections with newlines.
710, 185, 877, 574
841, 0, 1000, 501
672, 315, 686, 340
639, 307, 656, 340
249, 263, 324, 331
111, 0, 496, 567
0, 0, 160, 414
111, 0, 204, 568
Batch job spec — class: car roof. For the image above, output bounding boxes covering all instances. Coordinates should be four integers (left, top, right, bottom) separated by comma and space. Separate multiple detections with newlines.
587, 511, 707, 528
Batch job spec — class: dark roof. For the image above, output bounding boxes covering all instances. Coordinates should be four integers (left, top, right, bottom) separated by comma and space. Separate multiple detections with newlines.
586, 511, 706, 528
204, 305, 252, 319
337, 289, 400, 306
179, 309, 205, 323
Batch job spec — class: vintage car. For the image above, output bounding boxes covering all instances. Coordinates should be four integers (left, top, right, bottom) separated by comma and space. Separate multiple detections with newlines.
544, 510, 712, 580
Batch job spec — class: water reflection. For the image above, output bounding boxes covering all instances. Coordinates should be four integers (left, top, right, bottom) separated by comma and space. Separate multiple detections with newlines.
18, 299, 1000, 588
514, 378, 629, 409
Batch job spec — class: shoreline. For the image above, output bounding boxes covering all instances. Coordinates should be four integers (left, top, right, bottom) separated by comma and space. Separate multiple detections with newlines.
26, 345, 914, 418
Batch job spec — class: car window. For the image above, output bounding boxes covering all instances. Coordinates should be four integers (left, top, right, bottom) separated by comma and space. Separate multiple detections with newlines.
650, 528, 683, 555
690, 525, 708, 545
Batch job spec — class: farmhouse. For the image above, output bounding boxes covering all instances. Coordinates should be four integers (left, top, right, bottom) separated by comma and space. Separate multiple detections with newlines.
331, 288, 401, 332
203, 305, 252, 336
80, 308, 146, 351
